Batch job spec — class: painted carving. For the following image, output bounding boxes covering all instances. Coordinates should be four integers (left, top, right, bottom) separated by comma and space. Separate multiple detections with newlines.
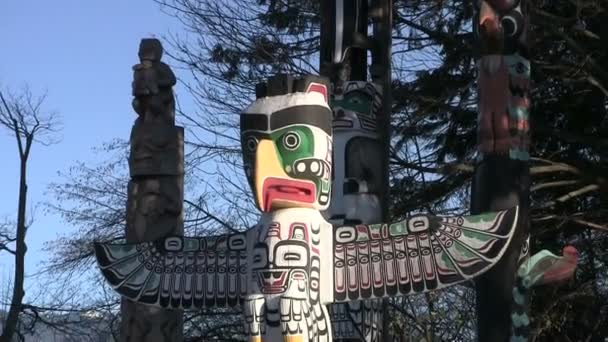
510, 247, 578, 341
472, 2, 578, 341
95, 74, 521, 341
474, 0, 530, 161
326, 81, 385, 341
327, 81, 384, 225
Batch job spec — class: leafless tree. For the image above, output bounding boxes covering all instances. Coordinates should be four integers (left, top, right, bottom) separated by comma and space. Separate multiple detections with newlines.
0, 85, 61, 342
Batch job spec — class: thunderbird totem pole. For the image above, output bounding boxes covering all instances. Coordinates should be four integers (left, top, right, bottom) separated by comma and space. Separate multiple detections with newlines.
95, 39, 524, 341
319, 0, 392, 340
471, 0, 577, 341
96, 1, 579, 341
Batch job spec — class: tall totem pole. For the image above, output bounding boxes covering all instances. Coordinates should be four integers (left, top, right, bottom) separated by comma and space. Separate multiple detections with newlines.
121, 38, 184, 342
319, 0, 393, 340
96, 71, 521, 342
471, 1, 577, 341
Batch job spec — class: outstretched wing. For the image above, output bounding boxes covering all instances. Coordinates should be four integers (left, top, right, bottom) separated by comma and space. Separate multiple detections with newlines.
94, 232, 250, 309
333, 206, 519, 301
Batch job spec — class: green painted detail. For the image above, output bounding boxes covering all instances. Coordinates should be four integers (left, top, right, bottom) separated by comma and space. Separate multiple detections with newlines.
331, 90, 373, 115
512, 287, 526, 305
466, 212, 498, 223
508, 105, 529, 120
389, 221, 408, 236
143, 272, 161, 290
510, 335, 527, 342
116, 245, 133, 255
321, 180, 330, 192
454, 243, 476, 259
510, 311, 530, 327
440, 254, 456, 269
461, 229, 492, 241
270, 126, 314, 167
509, 149, 530, 161
368, 224, 382, 239
184, 238, 199, 252
504, 54, 531, 77
356, 230, 369, 242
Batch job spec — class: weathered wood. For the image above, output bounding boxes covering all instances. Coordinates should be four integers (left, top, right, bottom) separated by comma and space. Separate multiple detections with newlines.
120, 38, 184, 342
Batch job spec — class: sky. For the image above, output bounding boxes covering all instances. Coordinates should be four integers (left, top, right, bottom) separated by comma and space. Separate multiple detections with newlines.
0, 0, 194, 299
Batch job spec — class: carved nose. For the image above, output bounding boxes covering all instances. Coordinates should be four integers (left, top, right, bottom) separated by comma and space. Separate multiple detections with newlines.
480, 17, 500, 38
478, 1, 501, 39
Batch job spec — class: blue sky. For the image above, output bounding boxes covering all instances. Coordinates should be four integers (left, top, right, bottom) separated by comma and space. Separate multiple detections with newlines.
0, 0, 193, 296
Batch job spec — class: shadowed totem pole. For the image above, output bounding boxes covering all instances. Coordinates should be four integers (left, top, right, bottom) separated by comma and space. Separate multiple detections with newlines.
471, 1, 578, 341
319, 0, 392, 340
95, 69, 522, 341
120, 38, 184, 341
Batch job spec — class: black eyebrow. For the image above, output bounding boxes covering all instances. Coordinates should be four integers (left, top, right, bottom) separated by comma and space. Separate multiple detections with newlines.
240, 114, 268, 131
270, 105, 332, 135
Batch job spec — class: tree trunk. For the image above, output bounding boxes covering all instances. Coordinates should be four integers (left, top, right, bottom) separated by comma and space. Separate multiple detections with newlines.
0, 157, 28, 342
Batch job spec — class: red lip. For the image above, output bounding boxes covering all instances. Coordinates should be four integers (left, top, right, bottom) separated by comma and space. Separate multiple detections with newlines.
262, 177, 316, 212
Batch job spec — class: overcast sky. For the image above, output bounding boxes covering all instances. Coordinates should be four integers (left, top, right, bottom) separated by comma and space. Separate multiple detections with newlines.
0, 0, 193, 299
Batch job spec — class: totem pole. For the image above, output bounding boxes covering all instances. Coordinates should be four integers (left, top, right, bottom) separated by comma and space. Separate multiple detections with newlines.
95, 73, 522, 342
471, 2, 577, 340
319, 0, 392, 340
120, 38, 184, 341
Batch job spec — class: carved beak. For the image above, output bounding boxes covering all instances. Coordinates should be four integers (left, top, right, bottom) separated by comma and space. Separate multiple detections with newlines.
479, 1, 503, 54
255, 139, 288, 211
255, 139, 315, 212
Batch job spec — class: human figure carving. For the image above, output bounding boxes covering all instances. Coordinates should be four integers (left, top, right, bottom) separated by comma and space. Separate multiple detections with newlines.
132, 38, 177, 125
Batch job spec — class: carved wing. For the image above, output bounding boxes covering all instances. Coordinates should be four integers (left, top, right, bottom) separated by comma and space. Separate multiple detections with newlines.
333, 206, 519, 301
94, 233, 249, 309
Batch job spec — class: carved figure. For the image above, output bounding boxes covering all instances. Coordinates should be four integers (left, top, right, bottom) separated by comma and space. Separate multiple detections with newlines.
132, 38, 177, 126
96, 74, 521, 342
121, 38, 184, 341
471, 1, 577, 341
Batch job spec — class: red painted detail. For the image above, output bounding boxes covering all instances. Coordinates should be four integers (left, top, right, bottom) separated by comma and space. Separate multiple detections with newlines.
306, 83, 328, 103
262, 177, 316, 212
542, 246, 579, 284
258, 270, 288, 294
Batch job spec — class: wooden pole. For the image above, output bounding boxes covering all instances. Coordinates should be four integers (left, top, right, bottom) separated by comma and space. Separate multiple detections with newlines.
321, 0, 392, 340
120, 38, 184, 342
470, 1, 531, 340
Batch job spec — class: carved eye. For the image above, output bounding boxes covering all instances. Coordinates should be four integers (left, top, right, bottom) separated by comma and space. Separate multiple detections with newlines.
282, 132, 301, 150
501, 11, 522, 37
246, 136, 258, 152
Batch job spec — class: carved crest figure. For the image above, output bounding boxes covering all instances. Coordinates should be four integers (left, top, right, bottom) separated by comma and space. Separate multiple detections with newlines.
95, 74, 525, 341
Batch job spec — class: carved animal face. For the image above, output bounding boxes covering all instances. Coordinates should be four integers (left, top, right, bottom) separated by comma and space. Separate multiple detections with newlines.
474, 0, 528, 55
250, 222, 314, 298
240, 92, 333, 212
327, 81, 384, 224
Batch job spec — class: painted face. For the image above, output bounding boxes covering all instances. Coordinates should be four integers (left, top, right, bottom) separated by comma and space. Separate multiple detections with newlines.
250, 222, 313, 296
241, 91, 333, 212
331, 81, 381, 131
474, 0, 528, 55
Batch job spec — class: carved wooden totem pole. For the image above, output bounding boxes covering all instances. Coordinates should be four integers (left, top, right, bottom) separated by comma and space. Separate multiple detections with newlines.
319, 0, 392, 340
96, 69, 523, 341
471, 1, 577, 340
121, 38, 184, 342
